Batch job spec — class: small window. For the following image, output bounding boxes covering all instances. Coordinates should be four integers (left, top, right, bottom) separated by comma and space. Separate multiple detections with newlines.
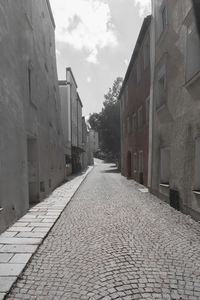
161, 6, 167, 32
139, 151, 143, 172
160, 148, 170, 184
146, 97, 150, 124
138, 107, 143, 129
194, 137, 200, 190
133, 153, 137, 172
133, 113, 137, 132
144, 35, 150, 69
156, 66, 166, 109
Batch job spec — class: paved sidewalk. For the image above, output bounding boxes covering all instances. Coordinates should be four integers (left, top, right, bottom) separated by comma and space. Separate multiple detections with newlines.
0, 166, 93, 300
4, 162, 200, 300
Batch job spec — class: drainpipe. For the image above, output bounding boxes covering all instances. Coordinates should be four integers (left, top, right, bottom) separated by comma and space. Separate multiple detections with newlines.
147, 0, 156, 188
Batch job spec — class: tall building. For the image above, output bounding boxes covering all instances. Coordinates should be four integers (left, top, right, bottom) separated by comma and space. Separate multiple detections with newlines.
0, 0, 65, 233
120, 16, 151, 186
59, 68, 84, 174
149, 0, 200, 220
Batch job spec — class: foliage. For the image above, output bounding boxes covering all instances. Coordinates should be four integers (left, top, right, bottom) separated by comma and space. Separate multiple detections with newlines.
89, 77, 123, 161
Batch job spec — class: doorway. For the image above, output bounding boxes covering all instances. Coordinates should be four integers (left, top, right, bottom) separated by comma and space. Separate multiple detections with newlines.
27, 138, 39, 205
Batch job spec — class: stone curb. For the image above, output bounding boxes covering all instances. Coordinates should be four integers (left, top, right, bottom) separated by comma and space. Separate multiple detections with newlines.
0, 166, 94, 300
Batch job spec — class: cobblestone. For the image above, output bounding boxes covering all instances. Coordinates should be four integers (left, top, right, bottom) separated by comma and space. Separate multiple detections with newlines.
5, 162, 200, 299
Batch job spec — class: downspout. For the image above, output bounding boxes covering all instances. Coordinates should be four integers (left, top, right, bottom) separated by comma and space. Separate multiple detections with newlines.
147, 0, 156, 188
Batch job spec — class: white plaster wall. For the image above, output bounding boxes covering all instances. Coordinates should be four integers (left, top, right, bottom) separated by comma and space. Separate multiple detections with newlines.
0, 0, 65, 233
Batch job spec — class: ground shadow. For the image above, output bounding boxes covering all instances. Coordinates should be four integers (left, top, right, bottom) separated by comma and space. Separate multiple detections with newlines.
101, 168, 120, 174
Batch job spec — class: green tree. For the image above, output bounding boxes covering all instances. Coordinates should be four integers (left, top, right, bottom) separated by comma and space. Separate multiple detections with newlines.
89, 77, 123, 161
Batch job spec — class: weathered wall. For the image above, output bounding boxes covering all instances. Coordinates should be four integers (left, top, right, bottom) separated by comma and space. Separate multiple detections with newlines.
0, 0, 65, 233
150, 0, 200, 220
120, 17, 151, 187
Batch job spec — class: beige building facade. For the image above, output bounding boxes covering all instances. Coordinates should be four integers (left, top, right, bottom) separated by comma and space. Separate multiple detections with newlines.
149, 0, 200, 220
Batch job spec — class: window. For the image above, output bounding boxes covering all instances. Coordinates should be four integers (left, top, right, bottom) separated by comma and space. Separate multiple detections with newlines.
146, 97, 150, 124
194, 137, 200, 190
160, 148, 170, 185
144, 35, 150, 69
133, 153, 137, 172
138, 107, 143, 129
161, 6, 167, 32
139, 151, 143, 172
133, 113, 137, 132
185, 17, 200, 82
137, 60, 141, 83
156, 66, 166, 109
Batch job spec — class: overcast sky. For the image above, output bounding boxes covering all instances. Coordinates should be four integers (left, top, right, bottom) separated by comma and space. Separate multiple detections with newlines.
49, 0, 151, 116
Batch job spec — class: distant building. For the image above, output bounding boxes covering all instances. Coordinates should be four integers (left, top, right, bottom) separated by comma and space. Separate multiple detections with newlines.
59, 68, 85, 174
120, 16, 151, 186
82, 117, 88, 170
91, 130, 99, 153
149, 0, 200, 220
0, 0, 65, 233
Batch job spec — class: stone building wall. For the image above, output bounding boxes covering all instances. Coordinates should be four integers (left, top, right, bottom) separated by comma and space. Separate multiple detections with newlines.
0, 0, 65, 233
150, 0, 200, 220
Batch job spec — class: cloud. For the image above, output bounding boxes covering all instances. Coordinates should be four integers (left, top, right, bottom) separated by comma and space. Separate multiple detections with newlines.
50, 0, 118, 64
133, 0, 151, 16
87, 76, 92, 83
124, 59, 129, 66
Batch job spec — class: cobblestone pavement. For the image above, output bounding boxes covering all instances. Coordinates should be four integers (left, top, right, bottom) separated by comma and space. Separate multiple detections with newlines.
6, 162, 200, 300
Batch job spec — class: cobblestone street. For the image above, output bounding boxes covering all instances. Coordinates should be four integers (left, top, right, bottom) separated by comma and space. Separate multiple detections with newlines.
6, 162, 200, 300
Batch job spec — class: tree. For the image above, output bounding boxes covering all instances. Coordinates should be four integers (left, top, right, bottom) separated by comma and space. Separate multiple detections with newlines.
89, 77, 123, 162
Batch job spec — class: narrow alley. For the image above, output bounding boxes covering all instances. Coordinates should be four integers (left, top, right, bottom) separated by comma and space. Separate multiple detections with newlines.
5, 161, 200, 300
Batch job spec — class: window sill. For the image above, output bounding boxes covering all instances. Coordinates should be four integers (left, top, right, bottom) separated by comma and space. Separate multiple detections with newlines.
192, 190, 200, 195
160, 183, 169, 188
185, 71, 200, 89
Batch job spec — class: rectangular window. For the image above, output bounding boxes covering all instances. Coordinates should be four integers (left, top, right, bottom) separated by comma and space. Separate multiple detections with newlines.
194, 138, 200, 190
133, 153, 137, 172
138, 107, 143, 129
156, 66, 166, 109
161, 6, 167, 32
133, 113, 137, 132
139, 151, 143, 172
186, 18, 200, 82
127, 117, 130, 134
144, 35, 150, 69
160, 148, 170, 185
146, 97, 150, 124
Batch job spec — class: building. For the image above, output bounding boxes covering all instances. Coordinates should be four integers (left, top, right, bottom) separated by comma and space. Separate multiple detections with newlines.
59, 68, 84, 174
149, 0, 200, 220
91, 130, 99, 153
0, 0, 65, 233
81, 117, 88, 170
120, 16, 151, 186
